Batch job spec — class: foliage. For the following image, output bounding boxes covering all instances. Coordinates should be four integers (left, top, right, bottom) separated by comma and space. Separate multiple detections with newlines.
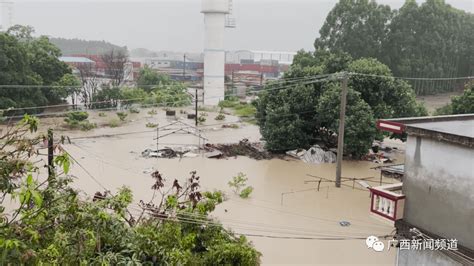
145, 122, 158, 128
0, 26, 71, 110
215, 113, 226, 121
91, 87, 121, 109
98, 112, 107, 117
119, 87, 148, 107
315, 0, 474, 95
316, 85, 377, 158
239, 187, 254, 199
219, 99, 240, 108
129, 106, 140, 114
256, 50, 427, 157
136, 66, 172, 93
0, 118, 261, 264
198, 113, 207, 124
63, 111, 96, 130
228, 173, 253, 199
108, 118, 121, 128
435, 82, 474, 115
65, 111, 88, 122
234, 104, 257, 118
116, 112, 128, 122
0, 120, 260, 265
147, 109, 157, 116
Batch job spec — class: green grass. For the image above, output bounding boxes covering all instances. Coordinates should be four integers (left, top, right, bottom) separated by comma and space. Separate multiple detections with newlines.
234, 104, 256, 117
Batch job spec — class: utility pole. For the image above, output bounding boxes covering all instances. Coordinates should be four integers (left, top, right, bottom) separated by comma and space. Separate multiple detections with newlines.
183, 54, 186, 81
260, 73, 263, 86
335, 73, 348, 188
195, 87, 198, 127
47, 129, 54, 180
231, 70, 235, 95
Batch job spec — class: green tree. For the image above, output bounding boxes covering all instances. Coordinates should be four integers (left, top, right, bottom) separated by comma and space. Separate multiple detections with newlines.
314, 0, 392, 60
435, 82, 474, 115
0, 25, 71, 110
137, 66, 172, 92
316, 84, 377, 158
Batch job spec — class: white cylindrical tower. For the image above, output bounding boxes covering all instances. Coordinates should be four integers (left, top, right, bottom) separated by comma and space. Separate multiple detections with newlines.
201, 0, 229, 106
0, 1, 14, 32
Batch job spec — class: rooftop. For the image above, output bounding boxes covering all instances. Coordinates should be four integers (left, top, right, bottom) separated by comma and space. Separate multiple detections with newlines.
377, 114, 474, 148
59, 56, 95, 63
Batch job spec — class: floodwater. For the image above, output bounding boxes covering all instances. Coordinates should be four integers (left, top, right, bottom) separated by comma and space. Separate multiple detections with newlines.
4, 108, 403, 265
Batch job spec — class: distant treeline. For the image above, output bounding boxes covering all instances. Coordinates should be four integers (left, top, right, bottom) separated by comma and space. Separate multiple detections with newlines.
315, 0, 474, 95
50, 37, 127, 56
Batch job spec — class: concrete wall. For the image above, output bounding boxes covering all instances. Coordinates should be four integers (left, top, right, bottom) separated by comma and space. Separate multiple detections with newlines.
404, 136, 474, 250
398, 249, 461, 266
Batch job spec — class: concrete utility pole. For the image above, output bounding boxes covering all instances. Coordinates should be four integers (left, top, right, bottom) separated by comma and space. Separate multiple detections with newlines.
335, 73, 348, 188
195, 87, 198, 127
183, 54, 186, 81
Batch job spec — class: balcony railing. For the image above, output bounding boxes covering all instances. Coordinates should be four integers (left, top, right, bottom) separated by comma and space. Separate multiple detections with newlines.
369, 183, 405, 223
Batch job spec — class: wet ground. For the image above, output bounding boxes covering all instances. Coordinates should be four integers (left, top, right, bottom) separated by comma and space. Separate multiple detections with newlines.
3, 107, 403, 265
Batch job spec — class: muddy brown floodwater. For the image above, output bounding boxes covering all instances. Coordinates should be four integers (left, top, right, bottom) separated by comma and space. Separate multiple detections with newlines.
4, 108, 403, 265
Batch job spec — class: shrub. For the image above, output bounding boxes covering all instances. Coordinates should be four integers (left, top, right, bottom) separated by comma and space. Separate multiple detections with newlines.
116, 112, 128, 121
239, 186, 254, 199
98, 112, 107, 117
146, 122, 158, 128
147, 109, 157, 116
129, 106, 140, 114
65, 111, 88, 122
234, 104, 256, 117
228, 172, 253, 199
215, 113, 226, 121
198, 113, 207, 124
108, 118, 120, 128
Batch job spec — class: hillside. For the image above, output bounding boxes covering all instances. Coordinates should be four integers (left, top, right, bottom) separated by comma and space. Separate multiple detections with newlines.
50, 37, 127, 55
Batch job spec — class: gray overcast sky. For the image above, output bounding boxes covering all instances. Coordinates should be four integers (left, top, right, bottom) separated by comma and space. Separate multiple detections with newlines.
10, 0, 474, 53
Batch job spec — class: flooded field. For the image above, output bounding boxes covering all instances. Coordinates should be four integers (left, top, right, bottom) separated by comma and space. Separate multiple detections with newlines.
3, 108, 403, 265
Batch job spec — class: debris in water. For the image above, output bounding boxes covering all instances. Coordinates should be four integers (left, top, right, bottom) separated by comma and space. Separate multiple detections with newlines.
339, 221, 351, 227
204, 139, 272, 160
286, 145, 336, 164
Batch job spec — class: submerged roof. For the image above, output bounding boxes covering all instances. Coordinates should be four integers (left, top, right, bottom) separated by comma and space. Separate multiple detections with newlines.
377, 114, 474, 148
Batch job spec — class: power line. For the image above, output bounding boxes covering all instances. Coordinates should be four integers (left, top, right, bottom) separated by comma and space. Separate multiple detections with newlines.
348, 72, 473, 81
0, 75, 333, 113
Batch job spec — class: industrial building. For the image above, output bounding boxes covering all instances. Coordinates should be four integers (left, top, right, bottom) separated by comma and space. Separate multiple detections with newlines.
373, 114, 474, 265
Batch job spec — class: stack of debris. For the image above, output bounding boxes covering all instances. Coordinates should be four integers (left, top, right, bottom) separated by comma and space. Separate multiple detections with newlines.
204, 139, 272, 160
286, 145, 336, 164
141, 146, 199, 159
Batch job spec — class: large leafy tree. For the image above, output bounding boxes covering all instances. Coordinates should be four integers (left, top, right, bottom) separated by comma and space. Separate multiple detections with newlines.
315, 0, 474, 95
435, 82, 474, 115
314, 0, 392, 60
256, 52, 426, 157
316, 84, 376, 158
0, 25, 71, 110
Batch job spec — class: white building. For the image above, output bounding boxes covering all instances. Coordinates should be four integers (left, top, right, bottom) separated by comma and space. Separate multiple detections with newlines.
0, 0, 13, 32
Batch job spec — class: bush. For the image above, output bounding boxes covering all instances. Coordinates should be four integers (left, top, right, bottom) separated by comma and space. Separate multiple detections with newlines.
98, 112, 107, 117
218, 99, 240, 108
108, 118, 120, 128
129, 106, 140, 114
147, 109, 157, 116
65, 111, 88, 122
146, 122, 158, 128
116, 112, 128, 121
234, 104, 256, 117
198, 113, 207, 124
215, 113, 226, 121
239, 186, 254, 199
